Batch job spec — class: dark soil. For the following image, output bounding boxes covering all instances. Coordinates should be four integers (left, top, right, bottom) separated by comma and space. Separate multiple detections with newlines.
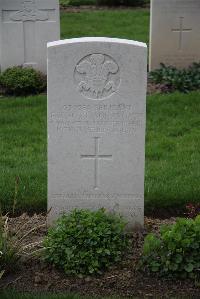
147, 82, 172, 95
60, 5, 150, 13
1, 214, 200, 298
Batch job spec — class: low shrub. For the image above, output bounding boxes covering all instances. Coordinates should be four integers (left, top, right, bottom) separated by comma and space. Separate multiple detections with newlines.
43, 209, 128, 275
0, 66, 47, 96
60, 0, 96, 6
149, 63, 200, 93
123, 0, 148, 5
96, 0, 120, 5
141, 216, 200, 279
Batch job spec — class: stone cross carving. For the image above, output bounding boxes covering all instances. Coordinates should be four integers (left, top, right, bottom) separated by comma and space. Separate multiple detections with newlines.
9, 0, 49, 66
171, 17, 192, 50
81, 137, 112, 190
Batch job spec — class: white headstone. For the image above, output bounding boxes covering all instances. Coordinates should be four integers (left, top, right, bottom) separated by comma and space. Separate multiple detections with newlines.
48, 37, 147, 230
0, 0, 60, 73
150, 0, 200, 70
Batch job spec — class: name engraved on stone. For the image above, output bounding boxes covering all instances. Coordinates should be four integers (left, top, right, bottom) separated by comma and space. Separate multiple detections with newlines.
51, 192, 142, 200
74, 53, 120, 100
81, 137, 112, 190
50, 104, 143, 134
171, 17, 192, 50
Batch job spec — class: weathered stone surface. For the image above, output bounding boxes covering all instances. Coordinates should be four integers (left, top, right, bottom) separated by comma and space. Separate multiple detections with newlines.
0, 0, 60, 73
150, 0, 200, 70
48, 37, 147, 230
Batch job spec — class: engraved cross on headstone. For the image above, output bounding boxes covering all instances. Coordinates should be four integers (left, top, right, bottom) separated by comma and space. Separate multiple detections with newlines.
9, 0, 49, 67
81, 137, 112, 190
171, 17, 192, 50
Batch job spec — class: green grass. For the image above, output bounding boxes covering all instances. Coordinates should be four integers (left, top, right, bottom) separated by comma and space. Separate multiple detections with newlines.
0, 10, 199, 215
60, 10, 149, 45
0, 92, 199, 214
145, 92, 200, 213
0, 96, 47, 213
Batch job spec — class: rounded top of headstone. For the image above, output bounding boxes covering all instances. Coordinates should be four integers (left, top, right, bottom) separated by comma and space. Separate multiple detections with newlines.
47, 37, 147, 49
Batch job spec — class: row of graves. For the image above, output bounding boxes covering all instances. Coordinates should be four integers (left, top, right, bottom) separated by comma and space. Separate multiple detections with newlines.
1, 0, 200, 73
0, 0, 200, 229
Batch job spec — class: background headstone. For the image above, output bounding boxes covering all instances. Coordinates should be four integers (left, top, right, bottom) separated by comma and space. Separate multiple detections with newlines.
0, 0, 60, 73
48, 37, 147, 230
150, 0, 200, 70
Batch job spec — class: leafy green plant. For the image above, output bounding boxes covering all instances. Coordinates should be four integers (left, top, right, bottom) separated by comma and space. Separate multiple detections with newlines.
60, 0, 96, 6
141, 216, 200, 279
149, 63, 200, 93
43, 209, 128, 275
0, 66, 46, 96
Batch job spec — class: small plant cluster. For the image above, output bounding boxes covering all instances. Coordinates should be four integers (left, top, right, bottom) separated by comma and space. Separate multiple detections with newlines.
149, 63, 200, 93
185, 203, 200, 219
0, 66, 47, 96
43, 209, 128, 275
141, 216, 200, 279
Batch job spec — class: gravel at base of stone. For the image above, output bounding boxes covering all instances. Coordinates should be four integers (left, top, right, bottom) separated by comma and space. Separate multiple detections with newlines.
1, 213, 199, 298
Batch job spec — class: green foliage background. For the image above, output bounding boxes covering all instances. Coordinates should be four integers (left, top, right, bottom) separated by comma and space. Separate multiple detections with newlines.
149, 63, 200, 93
0, 67, 46, 96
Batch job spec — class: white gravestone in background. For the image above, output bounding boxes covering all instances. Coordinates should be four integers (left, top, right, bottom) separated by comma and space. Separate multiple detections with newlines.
0, 0, 60, 73
48, 37, 147, 230
150, 0, 200, 70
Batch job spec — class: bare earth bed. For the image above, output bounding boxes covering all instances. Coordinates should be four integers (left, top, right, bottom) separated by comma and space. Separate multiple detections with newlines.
1, 214, 200, 298
60, 5, 150, 13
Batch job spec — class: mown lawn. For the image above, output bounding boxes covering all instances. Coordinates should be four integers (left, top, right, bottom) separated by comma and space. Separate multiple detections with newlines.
0, 96, 46, 214
0, 92, 199, 214
60, 9, 149, 44
145, 92, 200, 214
